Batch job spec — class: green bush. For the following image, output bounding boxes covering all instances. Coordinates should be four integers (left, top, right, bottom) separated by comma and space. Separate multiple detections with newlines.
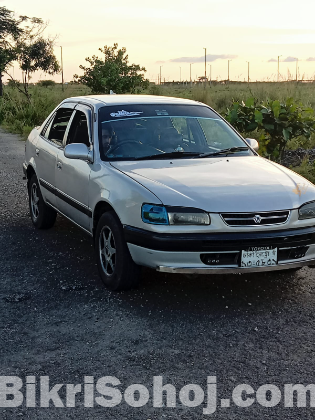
292, 159, 315, 184
225, 97, 315, 161
37, 80, 56, 87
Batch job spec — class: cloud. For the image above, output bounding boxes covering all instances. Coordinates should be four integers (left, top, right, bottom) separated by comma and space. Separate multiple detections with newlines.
282, 56, 298, 62
169, 54, 237, 63
306, 57, 315, 61
267, 58, 277, 62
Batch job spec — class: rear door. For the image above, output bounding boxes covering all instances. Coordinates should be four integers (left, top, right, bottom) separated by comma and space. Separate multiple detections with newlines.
55, 104, 93, 231
35, 104, 75, 206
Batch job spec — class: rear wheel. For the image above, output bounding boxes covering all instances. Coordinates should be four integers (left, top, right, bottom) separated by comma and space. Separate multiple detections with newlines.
95, 211, 140, 291
28, 174, 57, 229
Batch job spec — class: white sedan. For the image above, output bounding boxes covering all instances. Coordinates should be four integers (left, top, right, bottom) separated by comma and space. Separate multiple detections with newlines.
23, 95, 315, 290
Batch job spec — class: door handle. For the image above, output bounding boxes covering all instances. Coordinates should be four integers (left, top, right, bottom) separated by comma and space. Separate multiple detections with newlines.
35, 148, 39, 156
57, 161, 62, 170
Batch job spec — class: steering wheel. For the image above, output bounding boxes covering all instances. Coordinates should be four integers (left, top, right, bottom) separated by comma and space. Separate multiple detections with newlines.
108, 140, 142, 153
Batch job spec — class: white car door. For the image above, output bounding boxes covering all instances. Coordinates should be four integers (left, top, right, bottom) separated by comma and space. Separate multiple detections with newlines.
35, 104, 76, 207
55, 104, 93, 232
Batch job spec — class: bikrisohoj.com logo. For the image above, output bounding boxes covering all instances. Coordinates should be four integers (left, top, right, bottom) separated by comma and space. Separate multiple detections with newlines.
1, 375, 315, 414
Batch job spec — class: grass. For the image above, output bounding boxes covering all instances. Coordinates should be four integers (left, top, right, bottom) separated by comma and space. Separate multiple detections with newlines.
148, 81, 315, 114
0, 84, 90, 137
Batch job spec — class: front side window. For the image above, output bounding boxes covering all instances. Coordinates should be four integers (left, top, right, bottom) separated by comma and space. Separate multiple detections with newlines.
66, 110, 90, 147
48, 108, 74, 146
98, 104, 252, 161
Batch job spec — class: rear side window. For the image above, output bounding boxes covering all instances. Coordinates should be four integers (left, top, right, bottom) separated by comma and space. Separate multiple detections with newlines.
48, 108, 74, 146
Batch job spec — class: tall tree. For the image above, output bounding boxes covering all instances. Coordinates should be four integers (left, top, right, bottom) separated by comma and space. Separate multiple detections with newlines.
0, 7, 60, 99
0, 6, 24, 96
74, 43, 149, 94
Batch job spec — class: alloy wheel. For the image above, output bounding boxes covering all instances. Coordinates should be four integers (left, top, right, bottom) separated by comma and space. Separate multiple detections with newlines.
99, 225, 116, 276
31, 183, 40, 220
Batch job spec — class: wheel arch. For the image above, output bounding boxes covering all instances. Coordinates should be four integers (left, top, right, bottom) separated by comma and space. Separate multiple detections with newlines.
92, 200, 122, 237
25, 163, 37, 189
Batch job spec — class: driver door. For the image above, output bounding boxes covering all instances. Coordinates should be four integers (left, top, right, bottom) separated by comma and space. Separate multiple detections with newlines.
55, 104, 93, 232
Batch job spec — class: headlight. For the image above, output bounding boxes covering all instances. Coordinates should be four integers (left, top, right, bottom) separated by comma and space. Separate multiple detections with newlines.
141, 204, 210, 225
142, 204, 169, 225
299, 201, 315, 220
167, 207, 210, 225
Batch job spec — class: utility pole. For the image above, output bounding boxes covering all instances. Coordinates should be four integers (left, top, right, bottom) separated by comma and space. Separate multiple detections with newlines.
246, 61, 250, 83
204, 48, 207, 81
160, 66, 162, 85
60, 46, 64, 91
179, 66, 181, 82
277, 55, 282, 82
296, 58, 298, 82
228, 60, 232, 82
190, 63, 194, 87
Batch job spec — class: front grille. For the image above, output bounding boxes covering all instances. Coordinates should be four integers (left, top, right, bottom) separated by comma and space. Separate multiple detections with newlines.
221, 210, 290, 226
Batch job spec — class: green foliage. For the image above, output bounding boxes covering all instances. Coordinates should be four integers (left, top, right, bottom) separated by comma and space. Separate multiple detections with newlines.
74, 43, 149, 94
225, 97, 315, 160
0, 7, 59, 99
0, 84, 90, 137
292, 159, 315, 185
37, 79, 56, 87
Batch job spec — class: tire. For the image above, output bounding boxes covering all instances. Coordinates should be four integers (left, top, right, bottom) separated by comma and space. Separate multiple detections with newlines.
28, 174, 57, 229
95, 211, 140, 291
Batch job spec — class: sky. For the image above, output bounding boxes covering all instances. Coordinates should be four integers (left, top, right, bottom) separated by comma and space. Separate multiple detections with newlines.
3, 0, 315, 83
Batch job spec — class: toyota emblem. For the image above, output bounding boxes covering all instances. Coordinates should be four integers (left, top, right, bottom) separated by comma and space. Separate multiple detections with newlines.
253, 215, 262, 224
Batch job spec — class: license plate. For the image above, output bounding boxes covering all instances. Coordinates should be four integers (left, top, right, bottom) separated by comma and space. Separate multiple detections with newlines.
241, 246, 277, 268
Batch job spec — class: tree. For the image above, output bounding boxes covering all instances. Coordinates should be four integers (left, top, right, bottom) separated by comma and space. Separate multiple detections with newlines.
74, 43, 149, 94
0, 7, 60, 100
37, 79, 56, 87
8, 17, 60, 100
0, 6, 24, 96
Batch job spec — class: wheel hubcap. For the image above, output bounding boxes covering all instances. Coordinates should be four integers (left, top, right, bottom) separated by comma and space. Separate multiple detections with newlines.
31, 183, 40, 220
99, 226, 116, 276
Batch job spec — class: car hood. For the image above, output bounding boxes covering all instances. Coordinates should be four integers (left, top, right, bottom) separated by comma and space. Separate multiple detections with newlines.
110, 156, 315, 212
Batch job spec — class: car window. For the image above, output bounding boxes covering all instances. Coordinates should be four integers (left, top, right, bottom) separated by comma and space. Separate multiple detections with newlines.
98, 104, 250, 161
48, 108, 74, 146
41, 114, 55, 138
198, 118, 238, 149
66, 110, 90, 147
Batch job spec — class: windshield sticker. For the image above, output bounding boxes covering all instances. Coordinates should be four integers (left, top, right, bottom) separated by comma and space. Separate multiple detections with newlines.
155, 109, 169, 116
110, 110, 143, 118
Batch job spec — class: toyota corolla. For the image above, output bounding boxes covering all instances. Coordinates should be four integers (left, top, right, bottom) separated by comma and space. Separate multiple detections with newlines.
23, 95, 315, 290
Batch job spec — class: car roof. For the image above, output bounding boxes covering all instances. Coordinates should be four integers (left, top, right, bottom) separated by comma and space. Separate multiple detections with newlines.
62, 94, 205, 108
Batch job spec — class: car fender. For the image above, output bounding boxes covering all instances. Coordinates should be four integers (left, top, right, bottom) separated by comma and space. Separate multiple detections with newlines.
89, 162, 163, 230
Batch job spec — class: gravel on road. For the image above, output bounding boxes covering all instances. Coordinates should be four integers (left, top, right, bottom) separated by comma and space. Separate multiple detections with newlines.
1, 128, 315, 419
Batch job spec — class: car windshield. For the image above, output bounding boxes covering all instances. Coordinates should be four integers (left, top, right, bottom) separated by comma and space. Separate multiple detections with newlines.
98, 104, 253, 161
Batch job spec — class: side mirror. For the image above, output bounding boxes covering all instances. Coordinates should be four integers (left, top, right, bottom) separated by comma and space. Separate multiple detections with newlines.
64, 143, 93, 163
245, 138, 259, 152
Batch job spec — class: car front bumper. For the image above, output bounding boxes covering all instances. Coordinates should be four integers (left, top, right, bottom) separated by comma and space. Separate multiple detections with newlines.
124, 225, 315, 274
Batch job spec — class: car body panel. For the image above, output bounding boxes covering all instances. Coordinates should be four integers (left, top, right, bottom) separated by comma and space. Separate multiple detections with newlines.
110, 157, 315, 213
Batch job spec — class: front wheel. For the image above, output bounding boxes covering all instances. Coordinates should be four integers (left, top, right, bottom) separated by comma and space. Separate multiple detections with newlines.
28, 174, 57, 229
95, 211, 140, 291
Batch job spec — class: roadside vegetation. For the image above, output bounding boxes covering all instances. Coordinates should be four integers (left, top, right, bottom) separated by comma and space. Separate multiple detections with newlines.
1, 5, 315, 183
1, 81, 315, 183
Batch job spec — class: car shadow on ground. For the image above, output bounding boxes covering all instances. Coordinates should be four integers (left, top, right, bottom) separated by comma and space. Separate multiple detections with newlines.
14, 214, 308, 322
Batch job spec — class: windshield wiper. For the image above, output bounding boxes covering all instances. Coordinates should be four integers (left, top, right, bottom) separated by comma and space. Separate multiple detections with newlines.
133, 151, 201, 161
196, 146, 249, 158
